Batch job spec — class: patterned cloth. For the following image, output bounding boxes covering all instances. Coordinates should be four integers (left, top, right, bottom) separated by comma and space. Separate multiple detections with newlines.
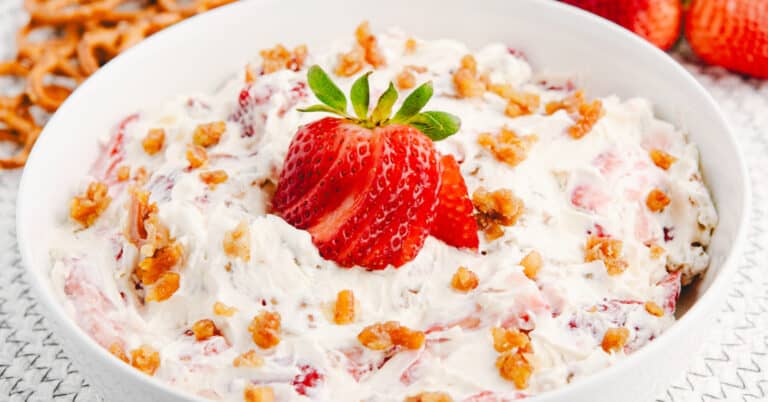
0, 1, 766, 400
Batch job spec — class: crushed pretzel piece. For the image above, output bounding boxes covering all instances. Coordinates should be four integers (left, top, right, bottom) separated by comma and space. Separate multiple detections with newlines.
130, 344, 160, 376
146, 271, 180, 302
333, 289, 355, 325
473, 187, 524, 240
233, 349, 264, 368
545, 90, 604, 138
142, 128, 165, 155
496, 350, 532, 389
260, 44, 308, 74
355, 21, 385, 68
450, 266, 479, 292
490, 83, 541, 117
396, 65, 427, 90
649, 244, 665, 259
404, 392, 454, 402
477, 127, 538, 167
545, 90, 585, 115
645, 301, 664, 317
214, 301, 238, 317
186, 144, 208, 169
649, 149, 677, 170
108, 342, 129, 363
404, 38, 418, 54
193, 121, 226, 148
520, 250, 542, 280
601, 327, 630, 353
453, 55, 486, 98
646, 188, 671, 212
585, 236, 628, 275
191, 319, 219, 341
491, 327, 530, 353
249, 311, 281, 349
358, 321, 424, 351
116, 165, 131, 181
70, 181, 111, 228
137, 242, 182, 285
335, 46, 365, 77
223, 220, 251, 262
200, 169, 228, 188
244, 384, 274, 402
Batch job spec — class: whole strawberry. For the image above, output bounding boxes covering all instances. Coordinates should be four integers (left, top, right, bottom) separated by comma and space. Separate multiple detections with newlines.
273, 66, 478, 270
686, 0, 768, 79
562, 0, 682, 50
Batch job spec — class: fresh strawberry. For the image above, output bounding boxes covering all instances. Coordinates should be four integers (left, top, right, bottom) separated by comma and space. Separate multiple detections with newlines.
686, 0, 768, 79
273, 66, 466, 270
430, 154, 479, 250
561, 0, 682, 50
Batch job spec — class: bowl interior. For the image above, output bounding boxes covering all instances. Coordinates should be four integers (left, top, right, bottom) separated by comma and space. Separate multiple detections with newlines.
17, 0, 749, 400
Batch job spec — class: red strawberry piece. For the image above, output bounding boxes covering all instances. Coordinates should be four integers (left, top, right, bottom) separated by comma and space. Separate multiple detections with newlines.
292, 364, 323, 396
561, 0, 682, 50
686, 0, 768, 79
272, 65, 462, 270
430, 154, 479, 250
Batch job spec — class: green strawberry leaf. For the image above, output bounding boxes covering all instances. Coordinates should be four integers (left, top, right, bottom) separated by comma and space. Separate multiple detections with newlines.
408, 111, 461, 141
350, 72, 372, 120
391, 81, 433, 123
307, 65, 347, 113
296, 104, 348, 116
370, 82, 398, 124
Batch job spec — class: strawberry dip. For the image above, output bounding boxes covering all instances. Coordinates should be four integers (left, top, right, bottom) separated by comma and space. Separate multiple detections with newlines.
51, 24, 717, 402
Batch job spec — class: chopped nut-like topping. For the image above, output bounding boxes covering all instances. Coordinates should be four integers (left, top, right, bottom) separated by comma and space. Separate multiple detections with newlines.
200, 170, 229, 188
333, 289, 356, 325
248, 311, 281, 349
233, 349, 264, 368
142, 128, 165, 155
191, 319, 219, 341
649, 149, 677, 170
490, 83, 541, 118
585, 236, 628, 275
520, 250, 542, 280
649, 244, 665, 259
472, 187, 524, 241
646, 188, 671, 212
70, 182, 111, 228
146, 271, 180, 302
644, 301, 664, 317
193, 121, 226, 148
108, 342, 129, 363
130, 344, 160, 376
545, 90, 604, 138
214, 301, 238, 317
453, 55, 486, 98
223, 220, 251, 262
450, 266, 479, 292
601, 327, 630, 353
116, 165, 131, 182
477, 127, 538, 167
335, 46, 365, 77
404, 392, 454, 402
137, 242, 182, 285
395, 65, 427, 90
496, 350, 532, 389
491, 327, 530, 353
404, 38, 418, 53
260, 44, 308, 74
355, 21, 386, 68
133, 166, 148, 185
358, 321, 424, 351
186, 144, 208, 169
244, 385, 274, 402
245, 63, 256, 84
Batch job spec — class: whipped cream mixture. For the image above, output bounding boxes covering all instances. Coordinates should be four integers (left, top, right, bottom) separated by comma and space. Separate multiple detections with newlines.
50, 28, 717, 401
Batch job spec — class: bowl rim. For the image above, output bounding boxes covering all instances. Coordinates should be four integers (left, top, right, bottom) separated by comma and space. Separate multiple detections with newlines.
16, 0, 752, 400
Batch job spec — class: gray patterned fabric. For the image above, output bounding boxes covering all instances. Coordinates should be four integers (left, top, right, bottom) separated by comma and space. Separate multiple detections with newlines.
0, 0, 766, 400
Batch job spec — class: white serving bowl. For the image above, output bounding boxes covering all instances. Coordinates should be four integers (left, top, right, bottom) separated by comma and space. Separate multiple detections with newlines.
16, 0, 750, 401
